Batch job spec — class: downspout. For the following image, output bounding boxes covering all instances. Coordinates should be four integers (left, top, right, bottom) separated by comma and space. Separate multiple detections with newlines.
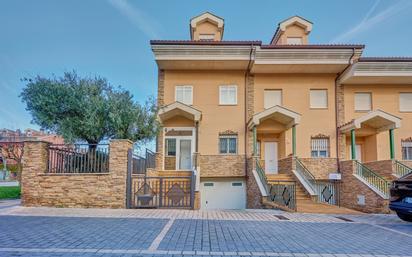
335, 47, 356, 172
244, 44, 254, 177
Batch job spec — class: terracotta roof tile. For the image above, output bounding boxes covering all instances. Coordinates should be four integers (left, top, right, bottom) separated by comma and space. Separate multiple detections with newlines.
150, 40, 262, 46
359, 57, 412, 62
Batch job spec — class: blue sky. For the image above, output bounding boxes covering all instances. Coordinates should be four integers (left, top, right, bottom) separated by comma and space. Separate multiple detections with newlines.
1, 0, 412, 130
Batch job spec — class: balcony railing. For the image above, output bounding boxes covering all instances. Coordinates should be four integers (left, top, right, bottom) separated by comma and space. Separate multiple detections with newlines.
354, 160, 390, 198
394, 160, 412, 178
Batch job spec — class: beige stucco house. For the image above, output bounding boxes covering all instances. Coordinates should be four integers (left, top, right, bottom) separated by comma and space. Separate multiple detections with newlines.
150, 12, 412, 213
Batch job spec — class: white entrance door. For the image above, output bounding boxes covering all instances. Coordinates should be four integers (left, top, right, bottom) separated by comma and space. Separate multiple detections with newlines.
201, 181, 246, 209
265, 142, 278, 173
179, 139, 192, 170
350, 144, 362, 161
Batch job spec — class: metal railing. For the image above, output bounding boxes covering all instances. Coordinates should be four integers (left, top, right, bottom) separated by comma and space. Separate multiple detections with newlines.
295, 158, 317, 193
314, 181, 340, 205
48, 144, 109, 173
132, 149, 156, 175
267, 180, 297, 211
395, 160, 412, 178
295, 157, 339, 205
255, 159, 268, 194
354, 160, 390, 198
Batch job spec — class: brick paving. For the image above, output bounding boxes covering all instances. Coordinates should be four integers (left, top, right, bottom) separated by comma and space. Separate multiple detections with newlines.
0, 203, 411, 257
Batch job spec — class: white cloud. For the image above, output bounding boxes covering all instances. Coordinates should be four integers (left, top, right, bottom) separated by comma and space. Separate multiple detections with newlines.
331, 0, 412, 43
107, 0, 161, 39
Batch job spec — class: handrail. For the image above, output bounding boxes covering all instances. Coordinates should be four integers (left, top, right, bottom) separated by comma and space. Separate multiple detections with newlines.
255, 159, 268, 194
295, 157, 317, 194
395, 160, 412, 178
354, 160, 390, 198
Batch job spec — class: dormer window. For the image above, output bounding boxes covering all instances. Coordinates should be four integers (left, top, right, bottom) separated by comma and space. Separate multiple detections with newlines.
199, 34, 215, 41
287, 37, 303, 45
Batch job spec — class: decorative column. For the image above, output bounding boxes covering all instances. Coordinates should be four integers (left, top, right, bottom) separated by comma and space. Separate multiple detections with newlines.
350, 129, 356, 160
292, 125, 296, 156
253, 126, 257, 156
389, 129, 395, 160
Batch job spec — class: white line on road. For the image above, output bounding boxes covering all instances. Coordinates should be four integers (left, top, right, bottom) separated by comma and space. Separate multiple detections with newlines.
148, 218, 175, 250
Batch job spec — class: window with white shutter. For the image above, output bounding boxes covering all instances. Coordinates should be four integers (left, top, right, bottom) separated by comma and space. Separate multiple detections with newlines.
311, 136, 330, 158
400, 93, 412, 112
355, 93, 372, 111
310, 89, 328, 109
175, 86, 193, 105
402, 139, 412, 160
219, 85, 237, 105
264, 90, 282, 109
287, 37, 303, 45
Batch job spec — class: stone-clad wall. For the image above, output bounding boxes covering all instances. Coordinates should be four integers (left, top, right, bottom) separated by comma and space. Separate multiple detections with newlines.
21, 140, 133, 208
199, 155, 246, 177
299, 158, 338, 179
246, 157, 263, 209
340, 160, 390, 213
363, 160, 396, 180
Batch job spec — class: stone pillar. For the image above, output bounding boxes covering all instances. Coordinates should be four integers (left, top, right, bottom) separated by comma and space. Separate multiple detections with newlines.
21, 140, 50, 206
336, 81, 346, 161
246, 74, 255, 157
156, 69, 165, 171
109, 139, 133, 208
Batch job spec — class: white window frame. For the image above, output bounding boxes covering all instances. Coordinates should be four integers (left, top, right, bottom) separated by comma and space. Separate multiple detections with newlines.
402, 140, 412, 160
219, 85, 237, 105
175, 85, 193, 105
219, 135, 238, 154
310, 89, 328, 109
163, 127, 195, 170
199, 34, 215, 40
264, 89, 282, 109
400, 93, 412, 112
311, 137, 330, 158
354, 92, 372, 112
287, 37, 303, 45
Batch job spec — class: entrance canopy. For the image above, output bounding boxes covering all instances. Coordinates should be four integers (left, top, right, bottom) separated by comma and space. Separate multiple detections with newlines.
339, 110, 401, 135
158, 102, 202, 123
248, 105, 301, 129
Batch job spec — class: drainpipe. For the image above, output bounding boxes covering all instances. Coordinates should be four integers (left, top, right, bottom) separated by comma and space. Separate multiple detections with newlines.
244, 44, 255, 177
334, 48, 356, 172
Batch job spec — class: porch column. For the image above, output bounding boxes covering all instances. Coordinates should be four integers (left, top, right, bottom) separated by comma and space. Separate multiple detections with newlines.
292, 125, 296, 156
253, 126, 257, 156
389, 128, 395, 160
350, 129, 356, 160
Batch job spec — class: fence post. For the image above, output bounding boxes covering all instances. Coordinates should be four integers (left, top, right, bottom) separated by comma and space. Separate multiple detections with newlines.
159, 177, 163, 207
126, 149, 133, 209
190, 170, 196, 209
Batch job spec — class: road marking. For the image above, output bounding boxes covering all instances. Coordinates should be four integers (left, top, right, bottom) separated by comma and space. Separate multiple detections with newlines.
368, 223, 412, 238
148, 218, 175, 250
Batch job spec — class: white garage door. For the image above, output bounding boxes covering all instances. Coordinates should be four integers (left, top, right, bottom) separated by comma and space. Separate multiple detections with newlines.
200, 180, 246, 210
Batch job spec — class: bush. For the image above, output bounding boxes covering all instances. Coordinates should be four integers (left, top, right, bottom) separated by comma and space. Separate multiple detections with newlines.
0, 186, 21, 199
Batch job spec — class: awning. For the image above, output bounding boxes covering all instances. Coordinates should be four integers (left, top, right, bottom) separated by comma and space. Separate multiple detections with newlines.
248, 105, 301, 129
158, 102, 202, 123
339, 110, 401, 134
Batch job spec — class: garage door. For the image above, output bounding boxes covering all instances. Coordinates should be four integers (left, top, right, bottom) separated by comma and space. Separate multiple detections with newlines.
200, 180, 246, 210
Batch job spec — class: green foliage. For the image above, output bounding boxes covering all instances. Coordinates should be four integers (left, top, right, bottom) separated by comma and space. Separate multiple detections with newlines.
0, 186, 20, 199
20, 71, 158, 144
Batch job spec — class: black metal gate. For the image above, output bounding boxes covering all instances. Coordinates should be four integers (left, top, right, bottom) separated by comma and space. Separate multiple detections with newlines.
126, 149, 195, 209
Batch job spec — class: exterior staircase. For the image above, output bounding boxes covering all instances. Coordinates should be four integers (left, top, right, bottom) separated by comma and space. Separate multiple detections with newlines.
266, 173, 360, 214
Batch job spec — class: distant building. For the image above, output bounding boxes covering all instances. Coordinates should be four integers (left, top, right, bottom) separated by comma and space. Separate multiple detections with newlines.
0, 128, 64, 144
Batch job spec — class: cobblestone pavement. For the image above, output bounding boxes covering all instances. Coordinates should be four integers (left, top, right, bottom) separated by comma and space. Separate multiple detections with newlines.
0, 203, 411, 257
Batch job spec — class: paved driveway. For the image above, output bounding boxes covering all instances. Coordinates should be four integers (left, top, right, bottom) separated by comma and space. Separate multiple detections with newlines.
0, 204, 411, 257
